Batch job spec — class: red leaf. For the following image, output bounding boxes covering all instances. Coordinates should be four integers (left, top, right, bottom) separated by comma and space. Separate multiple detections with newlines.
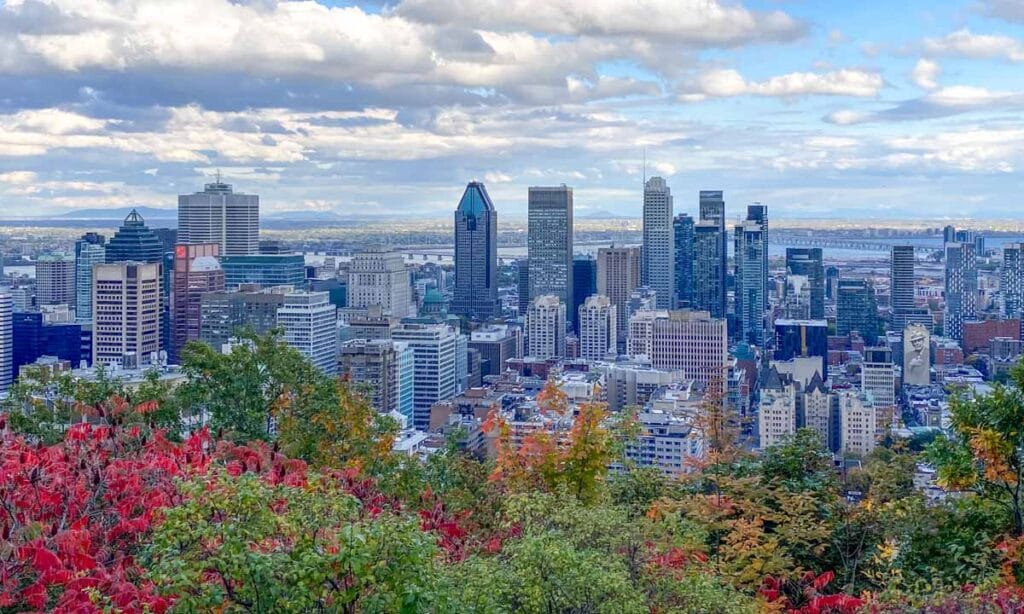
813, 570, 835, 590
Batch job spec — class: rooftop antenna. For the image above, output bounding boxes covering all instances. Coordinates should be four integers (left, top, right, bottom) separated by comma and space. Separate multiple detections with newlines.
642, 146, 647, 185
215, 168, 221, 184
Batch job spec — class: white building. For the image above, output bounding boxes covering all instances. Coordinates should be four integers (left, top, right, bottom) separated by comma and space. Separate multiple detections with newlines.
803, 373, 833, 451
36, 254, 76, 307
348, 247, 413, 318
861, 347, 896, 436
642, 177, 674, 309
620, 409, 703, 477
627, 309, 728, 388
277, 291, 338, 376
177, 179, 260, 256
839, 390, 877, 457
577, 295, 616, 361
392, 322, 462, 431
92, 262, 162, 367
758, 368, 797, 449
0, 292, 11, 393
525, 295, 566, 358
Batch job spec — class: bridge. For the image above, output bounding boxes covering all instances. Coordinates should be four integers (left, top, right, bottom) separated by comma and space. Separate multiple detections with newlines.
770, 234, 941, 254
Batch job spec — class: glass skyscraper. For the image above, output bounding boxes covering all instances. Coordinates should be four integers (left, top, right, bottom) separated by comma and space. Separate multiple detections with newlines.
673, 213, 694, 308
452, 181, 500, 320
785, 247, 824, 319
697, 190, 727, 318
527, 186, 574, 324
573, 256, 597, 334
837, 278, 879, 344
105, 210, 164, 264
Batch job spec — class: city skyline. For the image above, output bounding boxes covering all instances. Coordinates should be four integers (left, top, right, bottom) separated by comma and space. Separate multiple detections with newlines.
1, 1, 1023, 220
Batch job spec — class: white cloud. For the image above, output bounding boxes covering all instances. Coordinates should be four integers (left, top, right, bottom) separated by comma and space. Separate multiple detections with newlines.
923, 29, 1024, 62
687, 68, 882, 100
0, 171, 37, 184
926, 85, 1016, 107
911, 58, 940, 90
979, 0, 1024, 23
824, 110, 870, 125
483, 171, 513, 184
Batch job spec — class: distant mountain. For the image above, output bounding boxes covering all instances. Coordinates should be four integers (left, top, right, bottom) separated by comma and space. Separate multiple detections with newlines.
50, 206, 176, 220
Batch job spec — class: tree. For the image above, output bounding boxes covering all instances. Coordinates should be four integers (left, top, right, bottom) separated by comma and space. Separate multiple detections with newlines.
760, 428, 837, 493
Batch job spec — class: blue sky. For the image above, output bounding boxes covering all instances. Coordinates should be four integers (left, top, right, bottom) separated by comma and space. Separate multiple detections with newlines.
0, 0, 1023, 220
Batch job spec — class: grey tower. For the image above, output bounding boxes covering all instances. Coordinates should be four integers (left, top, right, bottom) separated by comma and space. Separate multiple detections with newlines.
1003, 243, 1024, 318
734, 205, 768, 347
944, 242, 977, 343
786, 248, 824, 319
642, 177, 674, 308
527, 186, 574, 324
693, 222, 726, 318
890, 245, 916, 314
178, 177, 260, 256
452, 181, 500, 320
698, 190, 727, 318
673, 213, 694, 308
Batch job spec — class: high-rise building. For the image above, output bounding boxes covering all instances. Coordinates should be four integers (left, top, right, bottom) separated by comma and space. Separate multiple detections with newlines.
178, 178, 259, 256
774, 319, 828, 376
75, 233, 106, 323
35, 255, 76, 307
392, 322, 462, 430
452, 181, 500, 320
348, 247, 413, 318
199, 285, 291, 349
527, 186, 573, 323
943, 225, 957, 244
469, 324, 520, 377
642, 177, 674, 309
803, 373, 835, 452
692, 222, 725, 318
92, 262, 162, 367
673, 213, 695, 308
0, 293, 11, 392
276, 291, 338, 375
525, 295, 566, 359
890, 245, 916, 316
627, 309, 728, 388
944, 242, 977, 343
105, 210, 165, 264
734, 209, 767, 347
837, 279, 879, 344
839, 390, 877, 457
572, 256, 597, 334
339, 338, 413, 423
861, 347, 895, 436
578, 294, 616, 361
220, 253, 305, 289
171, 243, 224, 361
12, 313, 91, 373
699, 190, 725, 229
825, 266, 840, 301
597, 246, 640, 350
759, 367, 797, 449
516, 258, 530, 315
1002, 243, 1024, 318
785, 248, 824, 319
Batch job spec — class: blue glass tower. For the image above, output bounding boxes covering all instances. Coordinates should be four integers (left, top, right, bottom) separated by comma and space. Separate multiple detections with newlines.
452, 181, 500, 320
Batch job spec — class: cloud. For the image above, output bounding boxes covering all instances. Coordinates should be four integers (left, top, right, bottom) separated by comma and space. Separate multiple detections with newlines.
911, 59, 940, 90
824, 110, 870, 125
923, 29, 1024, 62
0, 170, 37, 184
686, 68, 882, 100
484, 171, 513, 183
978, 0, 1024, 23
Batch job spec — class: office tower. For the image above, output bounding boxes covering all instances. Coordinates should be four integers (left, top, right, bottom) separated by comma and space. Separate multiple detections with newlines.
452, 181, 500, 320
105, 210, 164, 264
348, 247, 413, 318
673, 213, 695, 308
516, 258, 530, 314
642, 177, 674, 308
597, 246, 640, 350
12, 313, 91, 372
890, 245, 916, 327
954, 229, 974, 245
861, 347, 895, 435
578, 295, 616, 361
92, 262, 162, 367
786, 248, 824, 319
781, 275, 812, 320
944, 242, 977, 343
839, 390, 877, 457
199, 285, 291, 349
0, 293, 10, 392
220, 253, 305, 289
469, 324, 520, 377
836, 279, 879, 344
572, 256, 597, 333
178, 177, 259, 256
152, 228, 178, 253
759, 367, 797, 449
527, 186, 574, 323
734, 210, 767, 347
75, 234, 106, 323
825, 266, 840, 301
1002, 243, 1024, 318
392, 322, 461, 430
746, 203, 769, 306
339, 339, 414, 421
525, 295, 566, 358
276, 291, 337, 375
943, 225, 957, 244
774, 319, 828, 376
35, 255, 76, 307
692, 222, 726, 318
171, 243, 224, 361
699, 190, 725, 229
626, 309, 728, 387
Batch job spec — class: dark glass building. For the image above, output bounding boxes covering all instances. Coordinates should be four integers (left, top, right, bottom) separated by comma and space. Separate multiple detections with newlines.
527, 186, 573, 324
13, 312, 91, 373
105, 209, 164, 264
452, 182, 500, 320
572, 256, 597, 333
774, 318, 828, 374
673, 213, 694, 308
785, 247, 825, 319
837, 278, 879, 344
692, 222, 725, 318
220, 254, 306, 289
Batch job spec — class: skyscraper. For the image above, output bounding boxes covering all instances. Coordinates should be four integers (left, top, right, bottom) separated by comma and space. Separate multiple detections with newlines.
597, 246, 640, 350
348, 247, 413, 318
642, 177, 674, 308
199, 285, 291, 350
75, 233, 106, 323
516, 258, 530, 315
774, 318, 828, 376
626, 309, 728, 389
92, 262, 162, 367
673, 213, 695, 308
277, 291, 338, 375
699, 190, 725, 229
734, 206, 768, 347
178, 178, 260, 256
525, 295, 566, 359
35, 255, 76, 306
578, 294, 616, 361
692, 222, 726, 318
890, 245, 916, 314
452, 181, 500, 320
0, 292, 11, 393
785, 248, 824, 319
572, 256, 597, 334
106, 210, 165, 264
527, 186, 573, 323
944, 242, 977, 343
339, 339, 413, 420
836, 279, 879, 344
1002, 243, 1023, 318
943, 225, 957, 244
392, 322, 462, 430
171, 243, 224, 361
